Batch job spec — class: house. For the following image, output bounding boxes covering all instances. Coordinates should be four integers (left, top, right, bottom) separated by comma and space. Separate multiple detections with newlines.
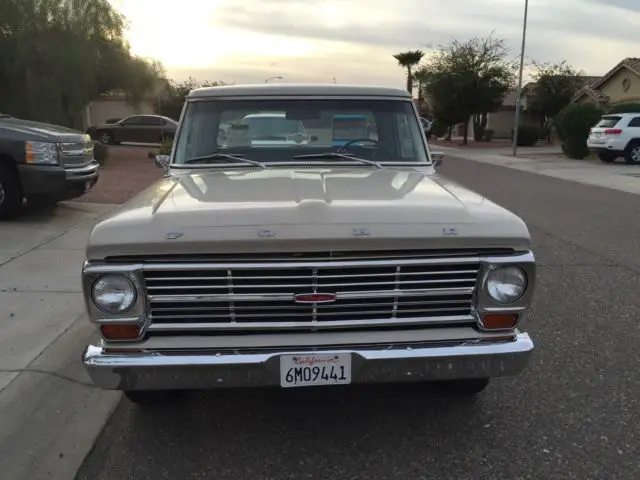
82, 78, 172, 129
572, 58, 640, 108
485, 83, 539, 139
486, 75, 603, 139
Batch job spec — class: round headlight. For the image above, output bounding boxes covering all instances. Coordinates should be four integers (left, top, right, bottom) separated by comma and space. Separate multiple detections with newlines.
486, 266, 527, 304
92, 274, 137, 314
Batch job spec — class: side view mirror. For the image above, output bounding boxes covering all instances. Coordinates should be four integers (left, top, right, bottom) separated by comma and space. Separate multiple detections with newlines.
155, 154, 171, 169
431, 151, 444, 167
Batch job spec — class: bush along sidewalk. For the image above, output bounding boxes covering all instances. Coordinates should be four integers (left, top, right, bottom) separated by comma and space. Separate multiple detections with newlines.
554, 103, 602, 159
512, 125, 540, 147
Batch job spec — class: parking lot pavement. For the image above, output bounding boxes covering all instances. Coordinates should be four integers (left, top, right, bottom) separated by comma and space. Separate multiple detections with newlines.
0, 202, 121, 480
75, 157, 640, 480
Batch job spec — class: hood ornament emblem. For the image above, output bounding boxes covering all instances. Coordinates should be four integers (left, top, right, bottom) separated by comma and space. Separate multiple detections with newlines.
259, 229, 275, 238
165, 232, 184, 240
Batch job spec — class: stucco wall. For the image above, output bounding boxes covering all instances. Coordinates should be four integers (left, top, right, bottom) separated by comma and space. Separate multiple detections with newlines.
599, 67, 640, 104
487, 110, 538, 139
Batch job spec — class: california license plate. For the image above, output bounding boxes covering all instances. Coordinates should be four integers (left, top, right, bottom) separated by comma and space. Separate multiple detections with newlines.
280, 353, 352, 388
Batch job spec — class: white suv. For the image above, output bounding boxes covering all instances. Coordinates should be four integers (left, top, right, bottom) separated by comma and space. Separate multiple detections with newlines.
587, 113, 640, 164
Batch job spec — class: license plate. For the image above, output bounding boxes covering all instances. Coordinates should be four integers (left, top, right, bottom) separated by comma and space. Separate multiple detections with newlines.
280, 353, 351, 388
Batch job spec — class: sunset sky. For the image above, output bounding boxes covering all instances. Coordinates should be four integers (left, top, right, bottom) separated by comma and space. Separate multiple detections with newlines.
109, 0, 640, 87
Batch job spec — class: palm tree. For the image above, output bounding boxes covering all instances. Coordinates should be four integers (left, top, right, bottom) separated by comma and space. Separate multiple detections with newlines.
393, 50, 425, 95
413, 66, 429, 109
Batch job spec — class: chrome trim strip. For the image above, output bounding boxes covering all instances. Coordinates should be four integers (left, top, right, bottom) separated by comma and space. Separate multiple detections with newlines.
140, 256, 485, 271
311, 267, 318, 324
147, 269, 480, 281
146, 315, 475, 331
392, 265, 400, 318
147, 287, 475, 303
149, 298, 472, 312
226, 269, 235, 322
145, 277, 476, 291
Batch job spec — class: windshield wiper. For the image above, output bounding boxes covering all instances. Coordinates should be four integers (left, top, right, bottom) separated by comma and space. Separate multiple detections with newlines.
184, 153, 266, 168
292, 152, 382, 169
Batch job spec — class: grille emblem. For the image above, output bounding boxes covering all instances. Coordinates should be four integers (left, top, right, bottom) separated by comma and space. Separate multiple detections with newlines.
294, 293, 337, 304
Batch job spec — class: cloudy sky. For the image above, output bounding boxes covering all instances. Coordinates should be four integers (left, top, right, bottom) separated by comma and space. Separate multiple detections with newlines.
110, 0, 640, 87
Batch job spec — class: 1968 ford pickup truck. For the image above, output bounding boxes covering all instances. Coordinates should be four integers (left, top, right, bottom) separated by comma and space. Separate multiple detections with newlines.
81, 84, 535, 406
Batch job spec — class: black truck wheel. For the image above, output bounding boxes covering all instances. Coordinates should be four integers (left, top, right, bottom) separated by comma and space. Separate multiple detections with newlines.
0, 165, 23, 220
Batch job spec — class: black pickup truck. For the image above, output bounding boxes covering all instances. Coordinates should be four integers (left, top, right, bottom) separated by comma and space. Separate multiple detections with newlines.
0, 115, 100, 219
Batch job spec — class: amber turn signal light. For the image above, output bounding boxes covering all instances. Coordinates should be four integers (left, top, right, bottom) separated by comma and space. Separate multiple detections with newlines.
482, 313, 518, 330
100, 324, 141, 341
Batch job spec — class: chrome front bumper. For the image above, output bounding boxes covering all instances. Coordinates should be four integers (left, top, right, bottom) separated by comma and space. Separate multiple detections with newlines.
83, 333, 534, 391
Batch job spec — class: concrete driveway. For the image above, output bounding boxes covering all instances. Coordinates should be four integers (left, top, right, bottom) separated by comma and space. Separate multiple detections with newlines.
0, 202, 121, 480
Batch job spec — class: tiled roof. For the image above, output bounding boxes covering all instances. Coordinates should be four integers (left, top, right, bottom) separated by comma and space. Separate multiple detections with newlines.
572, 57, 640, 103
621, 57, 640, 75
502, 89, 518, 108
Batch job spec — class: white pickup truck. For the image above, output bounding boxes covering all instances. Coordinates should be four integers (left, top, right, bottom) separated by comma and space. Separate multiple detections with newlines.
81, 84, 536, 407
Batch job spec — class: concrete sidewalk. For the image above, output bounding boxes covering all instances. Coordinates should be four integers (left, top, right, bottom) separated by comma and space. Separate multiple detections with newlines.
436, 146, 640, 195
0, 202, 121, 480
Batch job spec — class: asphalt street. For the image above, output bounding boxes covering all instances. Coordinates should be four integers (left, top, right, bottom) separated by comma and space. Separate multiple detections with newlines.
76, 157, 640, 480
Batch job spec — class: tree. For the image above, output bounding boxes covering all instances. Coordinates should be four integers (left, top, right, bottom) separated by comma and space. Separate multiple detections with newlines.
393, 50, 424, 95
422, 71, 468, 140
0, 0, 163, 128
420, 36, 515, 144
413, 66, 430, 114
528, 61, 585, 143
156, 77, 227, 120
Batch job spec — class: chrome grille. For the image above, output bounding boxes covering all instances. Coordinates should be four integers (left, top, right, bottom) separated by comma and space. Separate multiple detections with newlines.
59, 141, 94, 166
142, 256, 481, 331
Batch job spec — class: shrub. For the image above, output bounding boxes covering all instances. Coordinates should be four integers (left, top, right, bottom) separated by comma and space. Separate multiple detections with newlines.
483, 129, 494, 142
512, 125, 539, 146
158, 138, 173, 155
608, 102, 640, 114
92, 141, 109, 165
554, 103, 602, 159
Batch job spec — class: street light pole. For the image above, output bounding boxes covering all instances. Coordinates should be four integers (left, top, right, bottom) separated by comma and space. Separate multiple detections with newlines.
512, 0, 529, 157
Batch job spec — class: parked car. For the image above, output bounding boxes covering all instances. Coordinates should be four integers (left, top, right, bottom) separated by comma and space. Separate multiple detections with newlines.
587, 113, 640, 164
0, 116, 99, 219
87, 114, 178, 145
420, 117, 433, 136
81, 83, 536, 407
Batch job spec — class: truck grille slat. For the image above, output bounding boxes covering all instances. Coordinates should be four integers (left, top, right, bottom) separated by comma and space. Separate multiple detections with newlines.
142, 255, 482, 331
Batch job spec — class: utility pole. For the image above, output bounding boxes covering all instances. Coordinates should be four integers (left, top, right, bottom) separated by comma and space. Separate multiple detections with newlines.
512, 0, 529, 157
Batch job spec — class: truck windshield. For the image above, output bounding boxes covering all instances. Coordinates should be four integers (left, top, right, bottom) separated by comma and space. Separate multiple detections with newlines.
173, 99, 429, 165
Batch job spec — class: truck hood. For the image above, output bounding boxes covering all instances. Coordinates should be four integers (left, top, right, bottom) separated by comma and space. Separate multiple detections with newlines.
87, 167, 531, 259
0, 118, 89, 142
